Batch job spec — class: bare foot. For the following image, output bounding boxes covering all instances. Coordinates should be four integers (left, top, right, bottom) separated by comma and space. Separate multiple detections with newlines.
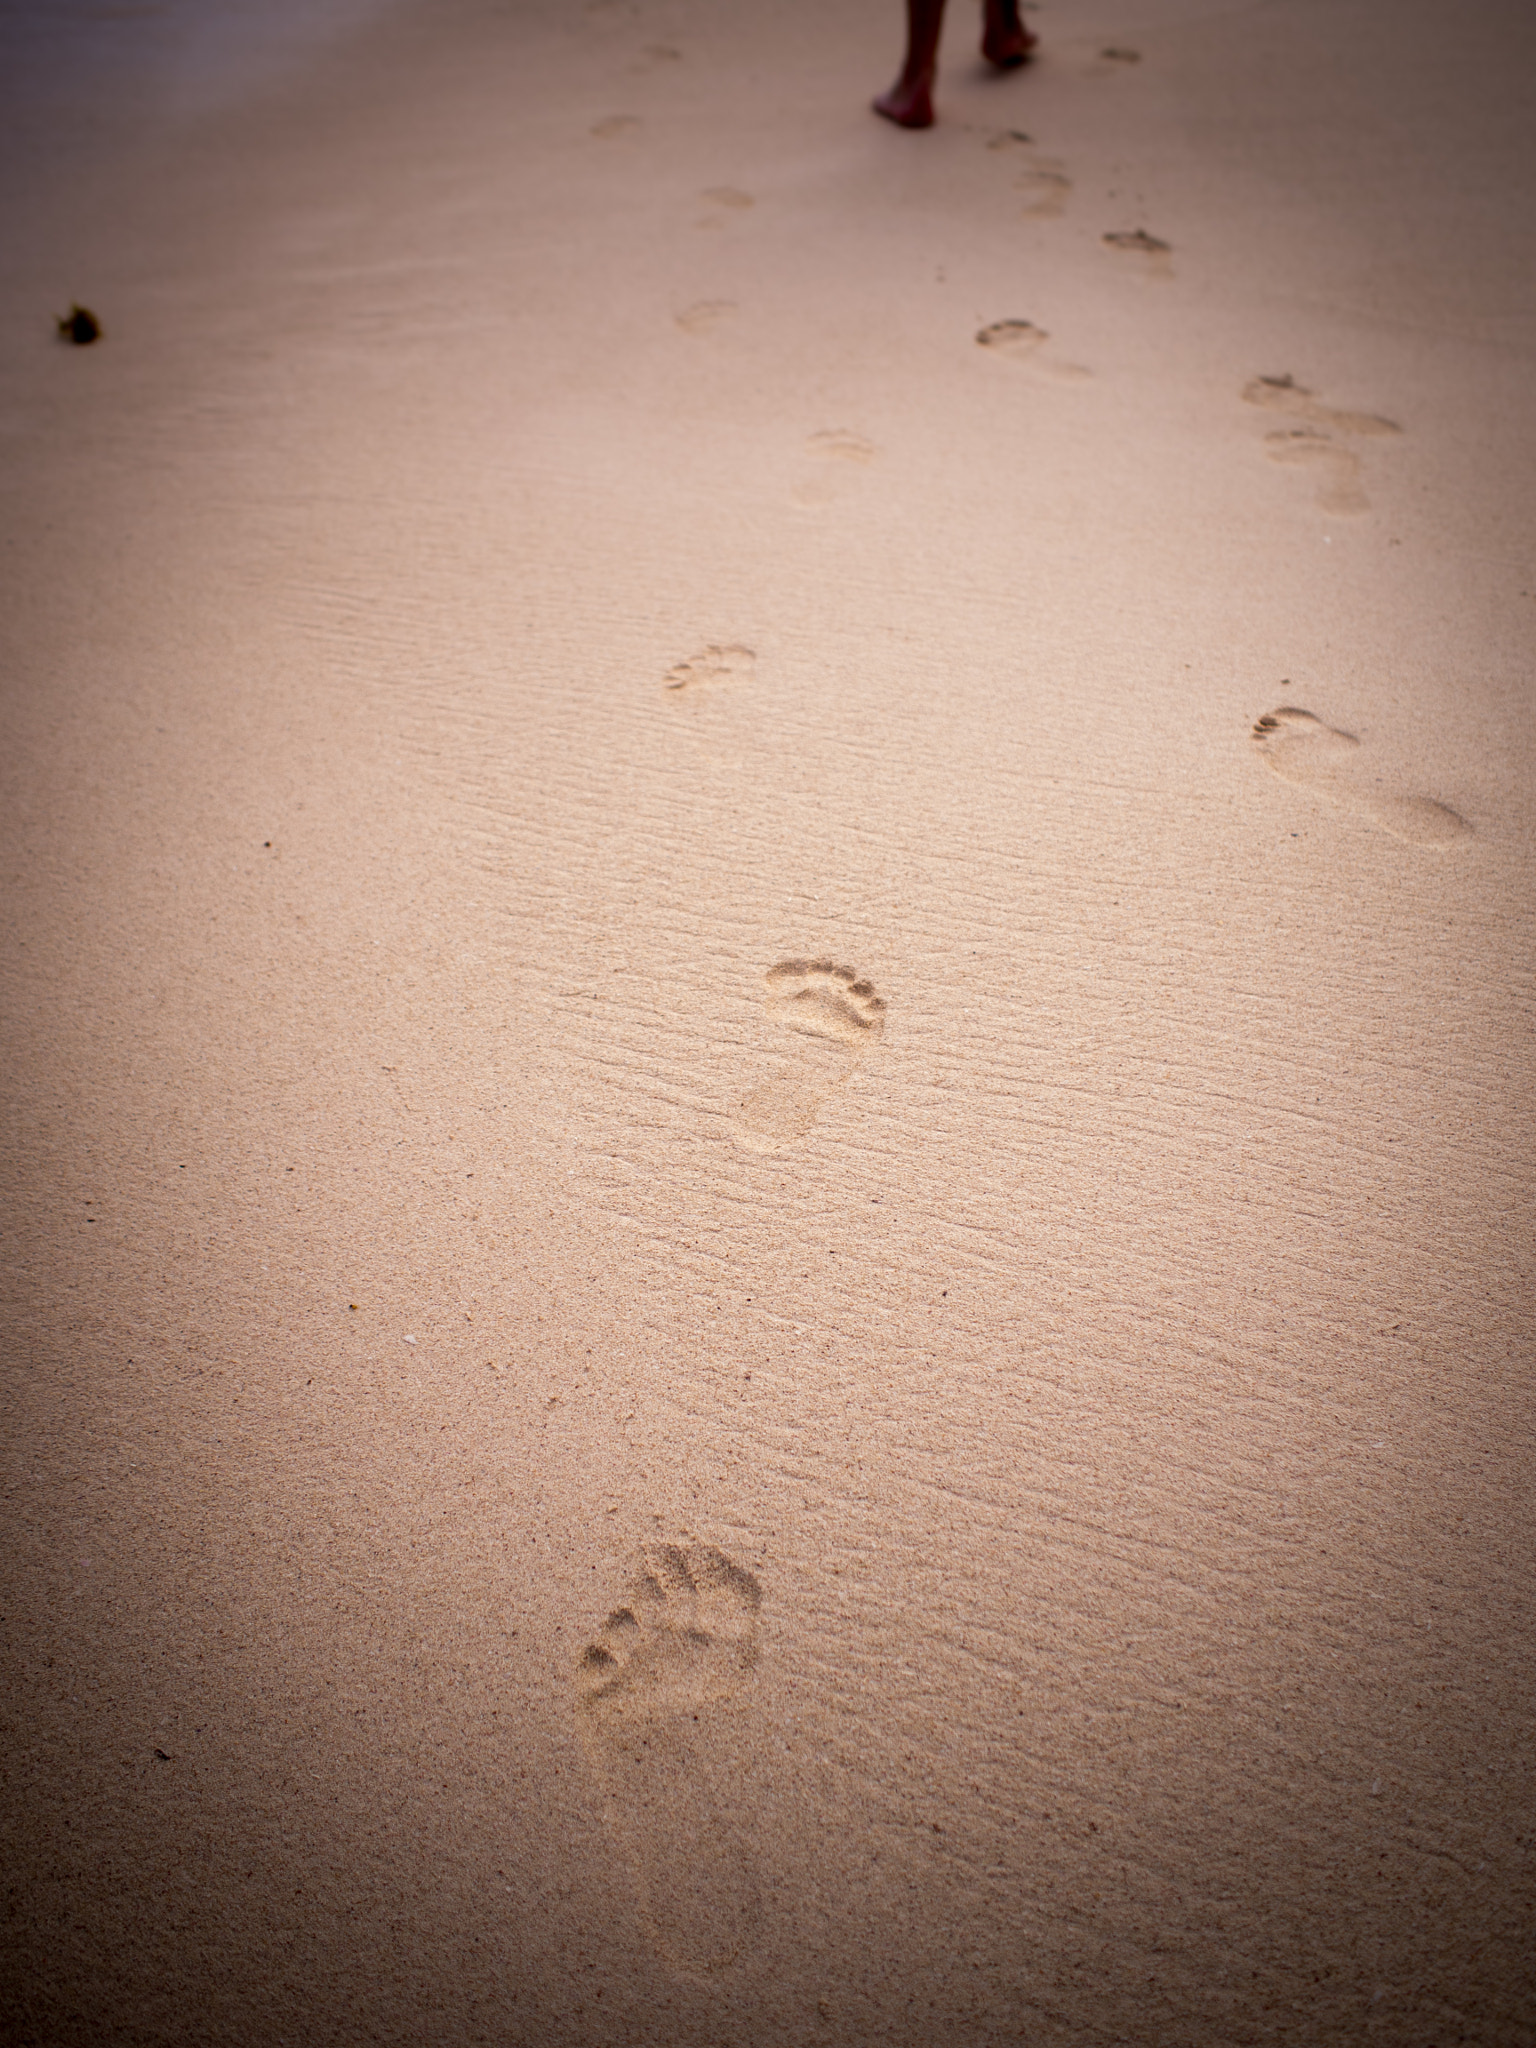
983, 0, 1038, 68
873, 70, 935, 128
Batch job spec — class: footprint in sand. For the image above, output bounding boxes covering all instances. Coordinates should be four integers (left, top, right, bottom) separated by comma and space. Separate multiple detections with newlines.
1245, 374, 1401, 514
1102, 227, 1173, 279
1251, 705, 1470, 845
676, 298, 736, 336
1243, 373, 1401, 439
975, 319, 1090, 381
791, 428, 878, 505
629, 43, 681, 73
576, 1545, 764, 1975
733, 959, 886, 1154
665, 643, 755, 692
984, 130, 1071, 217
1261, 428, 1370, 514
696, 186, 754, 229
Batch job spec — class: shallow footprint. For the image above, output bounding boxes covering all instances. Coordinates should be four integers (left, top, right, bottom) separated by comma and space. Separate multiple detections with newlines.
1243, 372, 1401, 439
576, 1545, 765, 1975
733, 958, 886, 1154
1102, 227, 1173, 278
1017, 158, 1071, 218
975, 319, 1090, 381
981, 130, 1071, 216
676, 298, 736, 335
665, 643, 755, 691
791, 428, 878, 505
1251, 705, 1470, 845
696, 185, 754, 229
1263, 427, 1368, 513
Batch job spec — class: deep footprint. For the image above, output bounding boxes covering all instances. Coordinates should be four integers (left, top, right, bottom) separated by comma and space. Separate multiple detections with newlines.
733, 958, 886, 1153
1251, 705, 1470, 845
576, 1545, 765, 1975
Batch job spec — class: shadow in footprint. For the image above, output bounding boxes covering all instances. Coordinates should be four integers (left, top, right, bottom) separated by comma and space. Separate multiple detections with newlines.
576, 1545, 765, 1976
734, 958, 886, 1154
1252, 705, 1470, 845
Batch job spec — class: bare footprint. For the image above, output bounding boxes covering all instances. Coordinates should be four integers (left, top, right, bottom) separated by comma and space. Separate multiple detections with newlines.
1245, 374, 1402, 514
975, 319, 1090, 381
1251, 705, 1470, 845
1243, 373, 1401, 439
1102, 227, 1173, 279
805, 428, 875, 464
630, 43, 681, 72
665, 643, 755, 692
733, 959, 886, 1154
576, 1546, 764, 1976
1018, 159, 1072, 217
675, 299, 736, 336
1263, 428, 1368, 514
981, 129, 1070, 216
696, 185, 754, 230
792, 428, 878, 505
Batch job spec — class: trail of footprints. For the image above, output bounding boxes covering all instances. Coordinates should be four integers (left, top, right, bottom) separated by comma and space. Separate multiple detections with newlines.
571, 61, 1469, 1984
576, 1545, 765, 1976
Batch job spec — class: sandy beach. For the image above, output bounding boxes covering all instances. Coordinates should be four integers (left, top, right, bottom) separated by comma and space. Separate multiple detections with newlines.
2, 0, 1533, 2041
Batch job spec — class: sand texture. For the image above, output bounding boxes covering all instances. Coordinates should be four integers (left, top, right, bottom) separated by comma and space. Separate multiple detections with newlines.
2, 0, 1534, 2043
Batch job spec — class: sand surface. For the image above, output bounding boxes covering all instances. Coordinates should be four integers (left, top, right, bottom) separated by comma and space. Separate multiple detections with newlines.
2, 0, 1534, 2041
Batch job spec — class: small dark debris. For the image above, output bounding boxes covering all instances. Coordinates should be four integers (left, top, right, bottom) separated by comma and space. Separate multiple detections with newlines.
58, 305, 101, 345
1103, 229, 1170, 254
1100, 46, 1142, 61
154, 1748, 171, 1761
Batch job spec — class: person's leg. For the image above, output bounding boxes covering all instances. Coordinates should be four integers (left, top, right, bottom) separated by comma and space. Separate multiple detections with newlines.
978, 0, 1040, 69
982, 0, 1037, 69
873, 0, 946, 128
